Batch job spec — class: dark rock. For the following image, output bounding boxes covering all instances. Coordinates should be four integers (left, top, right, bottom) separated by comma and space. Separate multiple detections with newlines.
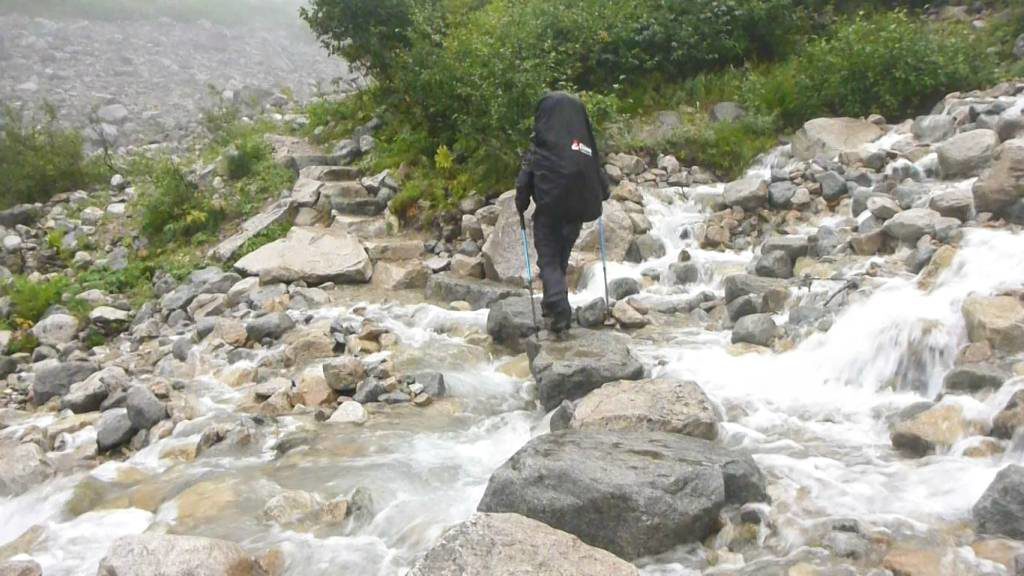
478, 430, 767, 560
727, 294, 760, 322
577, 297, 608, 328
974, 464, 1024, 539
625, 234, 666, 263
96, 408, 135, 452
608, 277, 640, 301
993, 390, 1024, 439
126, 385, 167, 430
245, 312, 295, 342
817, 171, 848, 202
943, 364, 1007, 392
0, 205, 41, 228
723, 274, 787, 304
354, 379, 387, 404
754, 251, 793, 279
769, 181, 796, 207
668, 262, 700, 286
526, 329, 644, 411
415, 372, 447, 398
486, 296, 542, 350
789, 305, 826, 326
32, 360, 99, 406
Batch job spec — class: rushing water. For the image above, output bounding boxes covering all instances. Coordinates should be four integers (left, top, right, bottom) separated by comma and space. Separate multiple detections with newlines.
4, 150, 1024, 575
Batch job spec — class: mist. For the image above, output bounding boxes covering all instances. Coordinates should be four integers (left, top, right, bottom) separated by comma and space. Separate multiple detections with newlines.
0, 0, 312, 28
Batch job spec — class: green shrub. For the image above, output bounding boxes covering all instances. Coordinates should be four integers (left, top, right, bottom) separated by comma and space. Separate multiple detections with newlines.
0, 105, 109, 210
233, 221, 292, 262
746, 12, 998, 125
133, 158, 225, 249
3, 276, 68, 323
220, 133, 270, 181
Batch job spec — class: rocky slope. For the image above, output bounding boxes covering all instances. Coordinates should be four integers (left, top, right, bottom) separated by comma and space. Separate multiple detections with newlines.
3, 60, 1024, 576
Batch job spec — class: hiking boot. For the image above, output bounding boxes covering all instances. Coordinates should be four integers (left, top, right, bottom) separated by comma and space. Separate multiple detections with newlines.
550, 305, 572, 334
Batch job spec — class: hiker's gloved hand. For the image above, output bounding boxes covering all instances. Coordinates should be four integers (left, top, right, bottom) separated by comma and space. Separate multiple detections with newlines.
515, 188, 531, 215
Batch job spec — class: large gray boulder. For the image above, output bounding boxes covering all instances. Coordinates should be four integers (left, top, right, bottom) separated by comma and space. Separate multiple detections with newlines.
425, 273, 519, 310
408, 513, 638, 576
62, 366, 128, 413
569, 378, 719, 440
963, 295, 1024, 354
245, 312, 295, 343
234, 225, 372, 285
732, 313, 777, 347
974, 465, 1024, 539
937, 129, 999, 179
526, 329, 644, 410
973, 138, 1024, 216
929, 188, 973, 221
881, 208, 944, 243
32, 360, 100, 406
126, 385, 167, 430
792, 117, 884, 161
912, 114, 955, 144
723, 274, 787, 304
96, 534, 256, 576
0, 438, 53, 497
481, 191, 536, 284
30, 312, 80, 347
578, 200, 633, 261
486, 296, 541, 351
478, 430, 767, 560
724, 176, 769, 210
96, 408, 136, 452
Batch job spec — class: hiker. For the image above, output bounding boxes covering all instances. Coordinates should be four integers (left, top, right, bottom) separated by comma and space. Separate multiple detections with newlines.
515, 91, 609, 332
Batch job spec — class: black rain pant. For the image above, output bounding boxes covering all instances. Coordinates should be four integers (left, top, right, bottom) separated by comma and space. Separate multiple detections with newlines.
533, 211, 583, 316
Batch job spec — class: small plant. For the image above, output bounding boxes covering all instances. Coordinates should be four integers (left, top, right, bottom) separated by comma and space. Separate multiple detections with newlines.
0, 104, 110, 210
3, 276, 69, 324
133, 157, 225, 249
233, 221, 292, 262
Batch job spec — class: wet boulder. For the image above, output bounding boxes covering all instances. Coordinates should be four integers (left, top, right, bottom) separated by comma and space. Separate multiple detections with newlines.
890, 402, 980, 457
322, 356, 365, 393
992, 390, 1024, 440
973, 138, 1024, 216
578, 200, 633, 261
244, 312, 294, 343
792, 117, 884, 161
481, 192, 537, 284
0, 560, 41, 576
723, 274, 787, 304
477, 430, 767, 560
668, 262, 700, 285
569, 378, 719, 440
973, 465, 1024, 539
425, 273, 518, 310
576, 297, 608, 328
96, 534, 256, 576
732, 313, 777, 347
0, 438, 53, 497
754, 251, 793, 279
486, 296, 542, 351
625, 234, 666, 263
963, 295, 1024, 353
943, 364, 1007, 393
607, 277, 640, 301
526, 329, 644, 410
929, 189, 973, 222
234, 225, 372, 285
408, 513, 638, 576
937, 129, 998, 179
62, 366, 128, 414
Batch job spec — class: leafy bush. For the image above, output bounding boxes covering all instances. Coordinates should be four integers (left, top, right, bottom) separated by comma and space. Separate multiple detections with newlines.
3, 276, 68, 323
745, 12, 998, 125
233, 221, 292, 262
133, 158, 225, 249
0, 105, 109, 210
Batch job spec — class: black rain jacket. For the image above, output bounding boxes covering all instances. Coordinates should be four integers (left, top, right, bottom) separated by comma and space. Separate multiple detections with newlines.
516, 91, 609, 222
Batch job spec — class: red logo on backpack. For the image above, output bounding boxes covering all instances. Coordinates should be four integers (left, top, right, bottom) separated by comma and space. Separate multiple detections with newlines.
571, 139, 593, 157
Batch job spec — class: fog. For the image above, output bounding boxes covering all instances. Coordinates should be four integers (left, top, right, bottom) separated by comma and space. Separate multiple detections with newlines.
0, 0, 360, 151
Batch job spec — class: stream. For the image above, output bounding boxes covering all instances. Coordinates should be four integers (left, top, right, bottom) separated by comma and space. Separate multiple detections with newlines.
2, 145, 1023, 575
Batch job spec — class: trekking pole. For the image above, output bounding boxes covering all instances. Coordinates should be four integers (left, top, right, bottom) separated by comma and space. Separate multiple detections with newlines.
598, 215, 610, 309
519, 213, 540, 333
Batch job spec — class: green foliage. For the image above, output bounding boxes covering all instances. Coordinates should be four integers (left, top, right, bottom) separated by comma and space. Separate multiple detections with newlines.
0, 105, 110, 210
745, 12, 999, 125
133, 158, 225, 249
220, 133, 270, 181
3, 276, 68, 324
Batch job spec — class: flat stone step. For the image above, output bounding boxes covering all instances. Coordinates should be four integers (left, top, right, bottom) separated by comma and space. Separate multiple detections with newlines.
332, 214, 389, 240
364, 239, 424, 261
299, 165, 362, 182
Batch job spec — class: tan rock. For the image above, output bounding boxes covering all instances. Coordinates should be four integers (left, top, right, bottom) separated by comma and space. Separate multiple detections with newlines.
571, 378, 719, 440
175, 479, 239, 526
212, 318, 247, 347
291, 364, 336, 407
891, 403, 982, 456
883, 547, 943, 576
284, 328, 335, 367
963, 295, 1024, 353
